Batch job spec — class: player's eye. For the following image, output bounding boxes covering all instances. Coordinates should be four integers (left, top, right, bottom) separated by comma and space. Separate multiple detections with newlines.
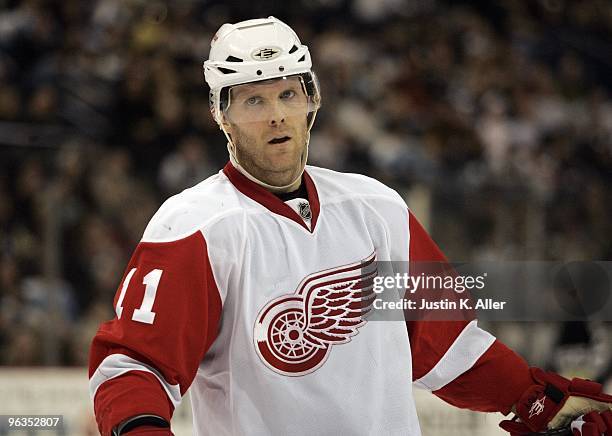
245, 96, 262, 106
280, 89, 296, 100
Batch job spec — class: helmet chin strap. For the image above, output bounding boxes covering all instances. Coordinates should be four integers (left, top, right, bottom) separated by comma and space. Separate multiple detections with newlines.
220, 112, 317, 194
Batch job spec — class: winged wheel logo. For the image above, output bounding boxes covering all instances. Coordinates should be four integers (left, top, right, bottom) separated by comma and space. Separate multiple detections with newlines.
254, 252, 377, 376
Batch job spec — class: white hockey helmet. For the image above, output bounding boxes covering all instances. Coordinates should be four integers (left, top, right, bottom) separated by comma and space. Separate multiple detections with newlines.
203, 16, 320, 126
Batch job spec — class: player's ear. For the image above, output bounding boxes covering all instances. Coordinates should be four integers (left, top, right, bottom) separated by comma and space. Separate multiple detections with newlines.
221, 119, 233, 135
220, 117, 235, 143
218, 113, 231, 132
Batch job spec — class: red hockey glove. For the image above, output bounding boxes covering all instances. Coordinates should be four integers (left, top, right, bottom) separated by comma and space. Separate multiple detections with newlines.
568, 411, 612, 436
499, 368, 612, 435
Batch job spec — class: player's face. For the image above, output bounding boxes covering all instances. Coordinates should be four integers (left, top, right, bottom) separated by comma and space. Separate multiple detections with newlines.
222, 76, 309, 188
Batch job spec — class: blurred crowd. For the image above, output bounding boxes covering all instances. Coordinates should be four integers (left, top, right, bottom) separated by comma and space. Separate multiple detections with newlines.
0, 0, 611, 384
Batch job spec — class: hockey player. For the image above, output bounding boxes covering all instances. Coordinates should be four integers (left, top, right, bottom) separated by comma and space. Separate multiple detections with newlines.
89, 17, 612, 436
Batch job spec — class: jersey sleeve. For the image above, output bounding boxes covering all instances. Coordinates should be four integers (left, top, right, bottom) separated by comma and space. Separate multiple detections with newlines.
406, 211, 532, 414
88, 230, 222, 435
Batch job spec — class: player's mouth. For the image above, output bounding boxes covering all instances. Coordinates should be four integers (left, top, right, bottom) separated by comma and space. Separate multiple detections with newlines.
268, 136, 291, 144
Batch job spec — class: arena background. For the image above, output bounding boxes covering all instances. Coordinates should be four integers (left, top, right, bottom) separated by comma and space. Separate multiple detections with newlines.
0, 0, 611, 434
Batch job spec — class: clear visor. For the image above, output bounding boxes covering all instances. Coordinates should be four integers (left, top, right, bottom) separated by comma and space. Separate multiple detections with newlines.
221, 74, 319, 125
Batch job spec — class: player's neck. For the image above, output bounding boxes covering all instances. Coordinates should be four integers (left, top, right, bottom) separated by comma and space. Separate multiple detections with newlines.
270, 177, 301, 194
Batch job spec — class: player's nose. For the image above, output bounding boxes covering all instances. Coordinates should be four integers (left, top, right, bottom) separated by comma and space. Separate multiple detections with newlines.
267, 101, 286, 127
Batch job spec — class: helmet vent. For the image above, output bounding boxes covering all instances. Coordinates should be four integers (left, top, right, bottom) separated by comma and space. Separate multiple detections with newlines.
217, 67, 237, 74
298, 55, 305, 62
225, 56, 243, 62
289, 45, 298, 54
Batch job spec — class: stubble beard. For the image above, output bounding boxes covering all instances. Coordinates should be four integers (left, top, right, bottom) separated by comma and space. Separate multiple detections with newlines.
232, 124, 306, 188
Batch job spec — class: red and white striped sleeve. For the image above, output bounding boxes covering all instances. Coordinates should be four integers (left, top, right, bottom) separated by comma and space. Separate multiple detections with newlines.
88, 229, 222, 435
406, 211, 532, 414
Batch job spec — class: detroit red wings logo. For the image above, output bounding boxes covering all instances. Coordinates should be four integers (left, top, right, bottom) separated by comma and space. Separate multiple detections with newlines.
254, 252, 377, 376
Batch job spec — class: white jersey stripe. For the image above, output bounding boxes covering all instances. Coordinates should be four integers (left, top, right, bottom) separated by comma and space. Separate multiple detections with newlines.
413, 320, 495, 391
89, 353, 182, 409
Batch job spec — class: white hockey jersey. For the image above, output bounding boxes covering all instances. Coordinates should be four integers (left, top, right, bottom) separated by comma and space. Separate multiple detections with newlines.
89, 163, 532, 435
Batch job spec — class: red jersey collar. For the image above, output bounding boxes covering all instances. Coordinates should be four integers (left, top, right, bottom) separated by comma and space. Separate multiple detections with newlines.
223, 162, 320, 232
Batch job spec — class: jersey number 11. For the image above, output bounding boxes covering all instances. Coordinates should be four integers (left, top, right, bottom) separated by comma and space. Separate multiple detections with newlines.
115, 268, 163, 325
